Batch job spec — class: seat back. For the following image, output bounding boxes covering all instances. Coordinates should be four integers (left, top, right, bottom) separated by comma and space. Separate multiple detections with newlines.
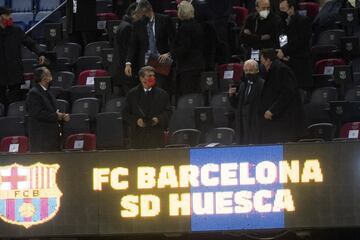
38, 0, 62, 11
7, 101, 27, 117
72, 97, 100, 119
62, 113, 91, 142
217, 63, 243, 91
11, 0, 33, 12
307, 123, 336, 141
310, 87, 338, 104
314, 58, 346, 75
0, 136, 29, 153
56, 99, 70, 113
170, 129, 201, 146
204, 127, 235, 145
316, 29, 345, 48
104, 97, 126, 113
0, 116, 25, 140
177, 93, 205, 110
65, 133, 96, 151
54, 42, 82, 64
96, 112, 123, 149
53, 71, 74, 89
340, 122, 360, 139
77, 69, 109, 86
84, 41, 111, 57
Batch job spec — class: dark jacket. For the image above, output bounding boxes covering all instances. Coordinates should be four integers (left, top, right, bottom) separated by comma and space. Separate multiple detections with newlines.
229, 77, 264, 144
123, 85, 171, 149
126, 14, 175, 74
0, 26, 42, 86
66, 0, 97, 33
26, 84, 60, 152
110, 19, 133, 86
240, 12, 281, 56
261, 59, 303, 143
172, 19, 205, 74
280, 13, 313, 88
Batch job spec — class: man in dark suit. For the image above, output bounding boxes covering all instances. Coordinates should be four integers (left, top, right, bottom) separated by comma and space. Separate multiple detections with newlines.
124, 0, 175, 89
260, 48, 304, 144
123, 66, 171, 149
228, 59, 264, 144
26, 67, 70, 152
110, 3, 139, 96
276, 0, 313, 89
240, 0, 281, 60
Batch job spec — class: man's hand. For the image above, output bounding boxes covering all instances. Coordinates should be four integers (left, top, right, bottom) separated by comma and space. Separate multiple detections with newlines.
137, 118, 146, 128
158, 53, 171, 64
264, 110, 273, 120
63, 113, 70, 122
261, 34, 271, 40
152, 117, 159, 126
243, 29, 252, 35
38, 56, 46, 65
228, 85, 237, 97
125, 64, 132, 77
56, 110, 63, 121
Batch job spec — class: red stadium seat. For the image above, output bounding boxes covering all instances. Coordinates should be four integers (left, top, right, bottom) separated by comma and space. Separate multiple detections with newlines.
232, 6, 248, 27
77, 69, 109, 86
0, 136, 29, 153
314, 58, 346, 75
297, 2, 320, 19
96, 13, 119, 30
64, 133, 96, 151
217, 63, 243, 91
164, 10, 177, 18
340, 122, 360, 139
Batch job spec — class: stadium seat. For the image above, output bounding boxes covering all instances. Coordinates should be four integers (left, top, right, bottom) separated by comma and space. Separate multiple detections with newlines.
170, 129, 201, 146
0, 116, 25, 141
177, 93, 205, 109
38, 0, 62, 11
55, 99, 70, 113
297, 2, 319, 20
96, 112, 123, 149
304, 103, 331, 126
22, 59, 37, 73
64, 133, 96, 151
168, 109, 195, 134
164, 9, 177, 18
72, 97, 100, 119
11, 12, 34, 27
314, 58, 346, 75
62, 113, 91, 142
77, 69, 109, 86
54, 42, 82, 64
310, 87, 338, 104
0, 136, 29, 153
307, 123, 336, 141
74, 56, 103, 77
11, 0, 33, 12
96, 13, 119, 30
70, 85, 95, 103
210, 92, 235, 127
232, 6, 248, 27
7, 101, 27, 117
34, 11, 53, 21
339, 122, 360, 139
345, 86, 360, 101
53, 71, 74, 89
103, 97, 126, 113
84, 41, 111, 57
316, 29, 345, 48
96, 0, 113, 14
203, 127, 235, 145
217, 63, 243, 91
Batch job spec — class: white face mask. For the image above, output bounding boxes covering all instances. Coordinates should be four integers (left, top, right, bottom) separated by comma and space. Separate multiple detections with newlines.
259, 10, 270, 19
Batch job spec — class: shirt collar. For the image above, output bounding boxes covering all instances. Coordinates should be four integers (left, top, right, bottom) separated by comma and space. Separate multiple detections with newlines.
144, 87, 152, 92
39, 83, 47, 91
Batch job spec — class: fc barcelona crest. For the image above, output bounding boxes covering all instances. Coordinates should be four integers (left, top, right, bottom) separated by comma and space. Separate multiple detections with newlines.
0, 163, 62, 228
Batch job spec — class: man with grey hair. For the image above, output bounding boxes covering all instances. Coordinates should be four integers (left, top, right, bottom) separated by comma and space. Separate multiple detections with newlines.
124, 0, 175, 92
228, 59, 264, 144
240, 0, 281, 60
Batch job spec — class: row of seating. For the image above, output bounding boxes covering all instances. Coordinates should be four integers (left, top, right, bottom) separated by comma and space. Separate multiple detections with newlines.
0, 0, 63, 12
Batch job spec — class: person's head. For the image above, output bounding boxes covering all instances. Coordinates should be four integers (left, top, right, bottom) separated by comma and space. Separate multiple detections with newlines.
134, 0, 154, 19
177, 1, 195, 20
243, 59, 259, 82
256, 0, 271, 19
139, 66, 156, 89
34, 66, 52, 88
279, 0, 296, 19
260, 48, 277, 71
125, 2, 141, 22
0, 7, 13, 29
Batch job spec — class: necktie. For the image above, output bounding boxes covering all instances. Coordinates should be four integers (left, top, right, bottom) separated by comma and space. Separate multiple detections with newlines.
245, 81, 253, 98
148, 20, 157, 55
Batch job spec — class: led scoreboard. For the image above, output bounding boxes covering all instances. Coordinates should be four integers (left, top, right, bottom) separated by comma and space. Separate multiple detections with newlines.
0, 142, 360, 237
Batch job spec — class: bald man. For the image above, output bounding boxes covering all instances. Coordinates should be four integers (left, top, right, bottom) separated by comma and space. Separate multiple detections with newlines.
240, 0, 281, 60
228, 59, 264, 144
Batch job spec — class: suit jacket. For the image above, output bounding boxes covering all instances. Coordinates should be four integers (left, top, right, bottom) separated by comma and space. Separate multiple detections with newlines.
0, 26, 43, 86
260, 59, 303, 143
126, 14, 175, 74
123, 85, 171, 148
110, 20, 133, 85
26, 84, 60, 152
66, 0, 97, 33
281, 13, 313, 88
229, 77, 264, 144
172, 19, 205, 74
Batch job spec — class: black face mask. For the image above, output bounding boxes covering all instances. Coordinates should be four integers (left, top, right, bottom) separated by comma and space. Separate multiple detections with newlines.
245, 73, 258, 82
280, 11, 288, 21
